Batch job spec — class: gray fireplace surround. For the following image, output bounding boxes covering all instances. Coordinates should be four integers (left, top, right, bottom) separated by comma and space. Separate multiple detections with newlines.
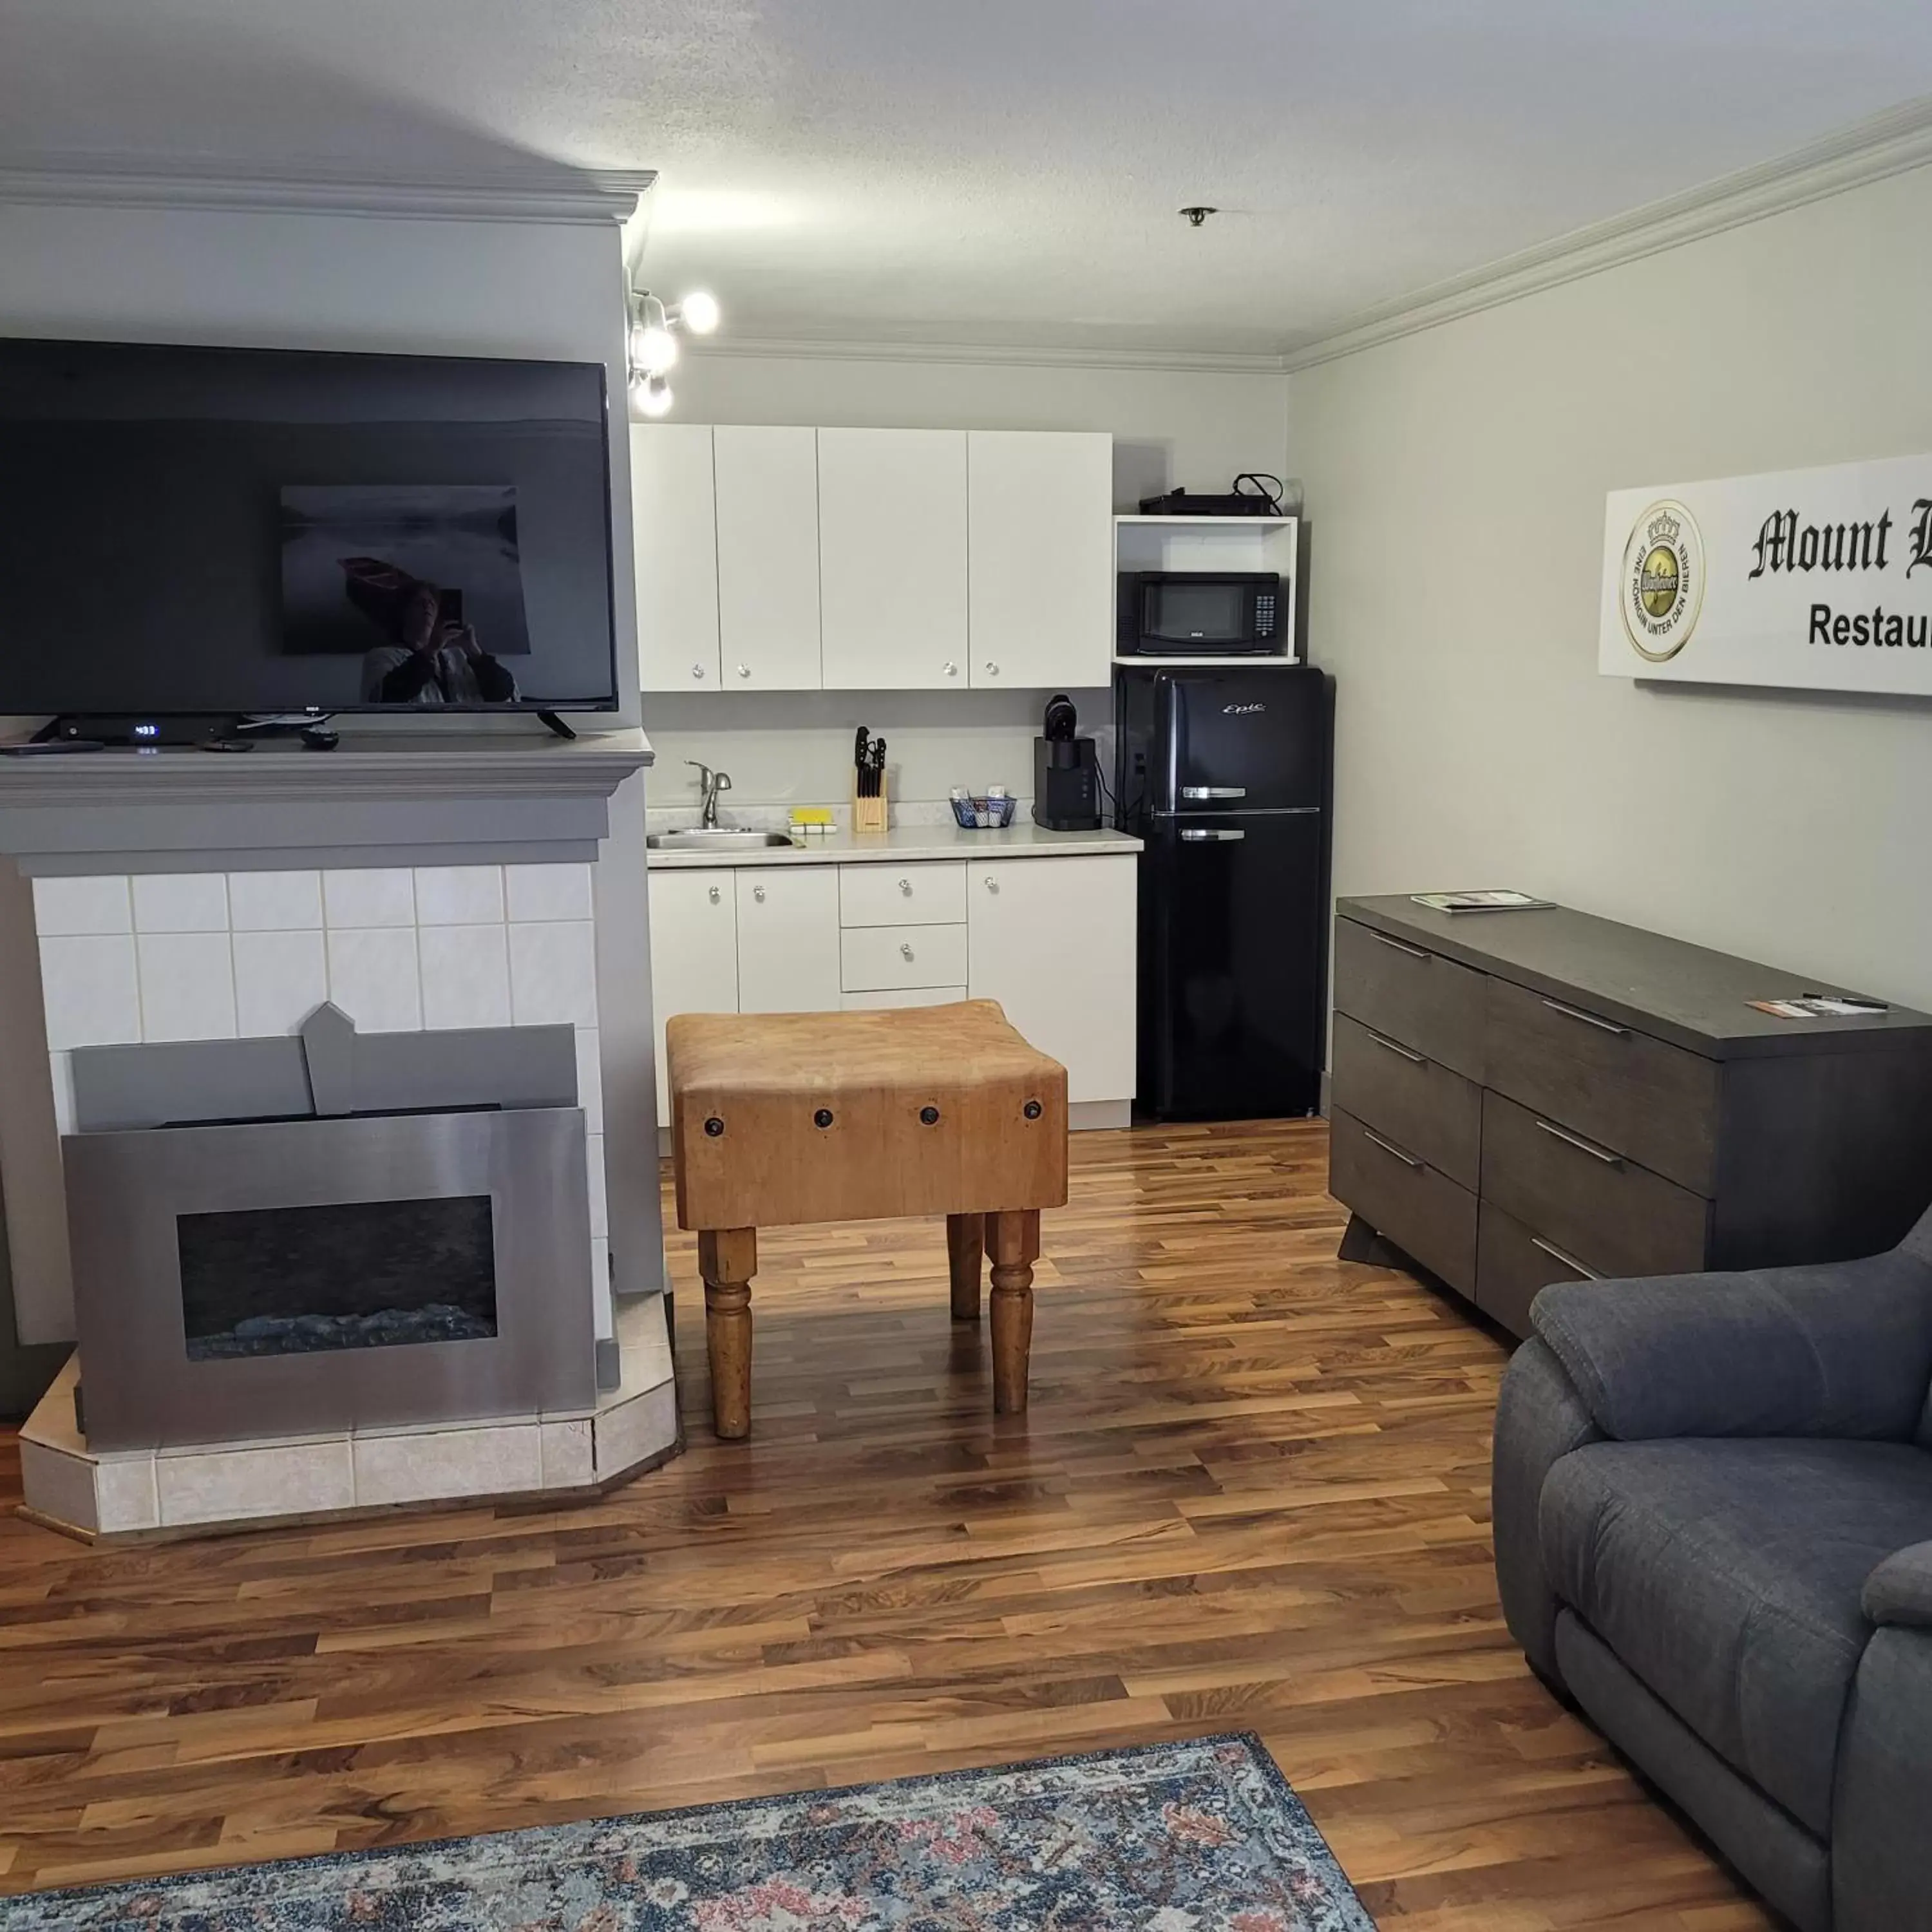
63, 1003, 596, 1454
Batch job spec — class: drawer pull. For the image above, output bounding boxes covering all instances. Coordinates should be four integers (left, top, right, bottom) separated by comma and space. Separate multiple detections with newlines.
1368, 929, 1431, 961
1534, 1117, 1624, 1167
1364, 1027, 1425, 1065
1541, 996, 1629, 1037
1530, 1234, 1602, 1280
898, 877, 913, 893
900, 942, 914, 960
1361, 1126, 1424, 1170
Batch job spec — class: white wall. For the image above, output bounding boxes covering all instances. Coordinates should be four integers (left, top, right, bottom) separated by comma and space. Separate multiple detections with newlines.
644, 350, 1291, 815
1290, 161, 1932, 1009
0, 194, 667, 1359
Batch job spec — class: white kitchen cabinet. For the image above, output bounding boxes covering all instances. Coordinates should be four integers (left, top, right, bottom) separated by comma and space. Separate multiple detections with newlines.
817, 428, 969, 690
647, 867, 739, 1124
633, 424, 720, 694
715, 426, 822, 691
967, 431, 1113, 690
840, 922, 970, 994
968, 855, 1137, 1103
735, 867, 842, 1014
838, 860, 967, 928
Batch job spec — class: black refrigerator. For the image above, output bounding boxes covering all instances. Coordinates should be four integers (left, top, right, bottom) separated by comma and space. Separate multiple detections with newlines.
1115, 663, 1332, 1120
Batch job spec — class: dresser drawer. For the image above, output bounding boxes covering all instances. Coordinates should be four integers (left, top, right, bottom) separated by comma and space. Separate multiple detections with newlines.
841, 985, 967, 1011
840, 861, 967, 929
1333, 917, 1486, 1080
1481, 1091, 1708, 1282
1475, 1202, 1607, 1341
1329, 1107, 1477, 1294
840, 922, 969, 992
1484, 976, 1719, 1193
1330, 1013, 1482, 1191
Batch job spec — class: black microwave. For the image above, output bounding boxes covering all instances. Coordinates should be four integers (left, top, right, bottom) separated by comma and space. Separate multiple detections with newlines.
1117, 572, 1282, 655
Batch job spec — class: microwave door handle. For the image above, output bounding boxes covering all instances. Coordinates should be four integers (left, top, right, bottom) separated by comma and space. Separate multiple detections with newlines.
1180, 786, 1247, 800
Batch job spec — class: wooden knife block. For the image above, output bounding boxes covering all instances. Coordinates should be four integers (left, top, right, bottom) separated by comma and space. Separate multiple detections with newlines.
852, 772, 889, 834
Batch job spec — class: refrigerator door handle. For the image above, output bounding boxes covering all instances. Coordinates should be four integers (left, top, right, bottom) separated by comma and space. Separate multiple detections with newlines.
1180, 785, 1247, 799
1180, 827, 1246, 842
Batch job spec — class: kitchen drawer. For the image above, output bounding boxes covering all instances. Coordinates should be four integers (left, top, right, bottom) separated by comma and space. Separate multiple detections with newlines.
1484, 976, 1719, 1193
840, 922, 969, 992
1330, 1012, 1481, 1190
1481, 1090, 1708, 1283
1332, 917, 1486, 1080
841, 985, 969, 1011
1475, 1202, 1607, 1341
1329, 1107, 1477, 1295
840, 860, 967, 929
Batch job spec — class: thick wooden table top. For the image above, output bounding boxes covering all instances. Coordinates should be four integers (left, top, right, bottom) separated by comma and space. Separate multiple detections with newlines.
667, 1000, 1068, 1231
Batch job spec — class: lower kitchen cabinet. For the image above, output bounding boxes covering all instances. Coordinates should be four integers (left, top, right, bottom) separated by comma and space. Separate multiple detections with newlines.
735, 867, 842, 1014
649, 851, 1138, 1126
969, 855, 1137, 1104
645, 868, 739, 1121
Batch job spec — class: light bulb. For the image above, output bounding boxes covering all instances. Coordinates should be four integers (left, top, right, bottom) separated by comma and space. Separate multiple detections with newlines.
677, 289, 721, 335
636, 374, 674, 419
629, 293, 679, 377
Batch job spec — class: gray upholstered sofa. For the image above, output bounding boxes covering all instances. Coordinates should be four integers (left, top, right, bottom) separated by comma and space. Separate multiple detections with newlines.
1493, 1207, 1932, 1932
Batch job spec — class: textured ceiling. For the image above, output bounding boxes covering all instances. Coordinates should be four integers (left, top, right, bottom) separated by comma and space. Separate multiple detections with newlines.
4, 1, 1932, 355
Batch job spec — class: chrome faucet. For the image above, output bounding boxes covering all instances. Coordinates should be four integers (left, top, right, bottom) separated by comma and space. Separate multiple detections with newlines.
687, 759, 733, 829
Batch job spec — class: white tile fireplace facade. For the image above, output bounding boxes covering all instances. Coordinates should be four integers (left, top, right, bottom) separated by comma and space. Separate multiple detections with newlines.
36, 860, 613, 1338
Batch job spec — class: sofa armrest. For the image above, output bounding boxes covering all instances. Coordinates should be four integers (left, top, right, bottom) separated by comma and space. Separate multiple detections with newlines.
1863, 1542, 1932, 1629
1492, 1338, 1602, 1687
1531, 1249, 1932, 1442
1832, 1627, 1932, 1928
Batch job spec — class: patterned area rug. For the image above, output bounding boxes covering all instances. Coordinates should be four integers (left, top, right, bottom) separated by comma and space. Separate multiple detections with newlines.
0, 1734, 1374, 1930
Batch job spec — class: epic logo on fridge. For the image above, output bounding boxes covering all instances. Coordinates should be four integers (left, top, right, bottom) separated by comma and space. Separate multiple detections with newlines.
1747, 498, 1932, 650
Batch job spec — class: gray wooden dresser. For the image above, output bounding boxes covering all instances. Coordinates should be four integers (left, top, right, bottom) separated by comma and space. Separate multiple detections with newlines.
1329, 896, 1932, 1338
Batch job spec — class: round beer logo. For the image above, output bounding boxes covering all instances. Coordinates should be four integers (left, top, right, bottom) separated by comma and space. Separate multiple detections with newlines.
1620, 498, 1704, 661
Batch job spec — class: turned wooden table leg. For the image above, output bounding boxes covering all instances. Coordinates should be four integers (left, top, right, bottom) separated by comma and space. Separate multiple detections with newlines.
698, 1227, 757, 1441
987, 1208, 1039, 1414
947, 1212, 985, 1322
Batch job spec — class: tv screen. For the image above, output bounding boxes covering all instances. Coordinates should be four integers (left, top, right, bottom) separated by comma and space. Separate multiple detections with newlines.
0, 338, 620, 717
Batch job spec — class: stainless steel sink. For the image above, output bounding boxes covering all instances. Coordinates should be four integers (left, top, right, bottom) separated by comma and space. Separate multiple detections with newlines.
645, 829, 800, 851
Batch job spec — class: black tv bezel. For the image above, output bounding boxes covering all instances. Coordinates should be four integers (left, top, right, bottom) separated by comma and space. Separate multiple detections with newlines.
0, 335, 624, 719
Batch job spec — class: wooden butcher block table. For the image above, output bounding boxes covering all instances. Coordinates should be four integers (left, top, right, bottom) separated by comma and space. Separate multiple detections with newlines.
666, 999, 1068, 1439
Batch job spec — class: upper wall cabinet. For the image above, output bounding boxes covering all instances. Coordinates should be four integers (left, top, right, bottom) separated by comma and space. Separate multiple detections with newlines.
634, 424, 1112, 695
818, 428, 969, 691
633, 424, 721, 694
715, 426, 822, 691
967, 431, 1113, 690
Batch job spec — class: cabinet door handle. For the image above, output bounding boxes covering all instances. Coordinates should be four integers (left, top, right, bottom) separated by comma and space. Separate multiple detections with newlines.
984, 661, 999, 677
1361, 1126, 1424, 1170
898, 878, 913, 893
1180, 827, 1245, 842
753, 885, 766, 903
1531, 1234, 1602, 1280
707, 884, 721, 904
1541, 996, 1629, 1037
900, 942, 914, 960
983, 876, 999, 892
943, 661, 959, 677
1364, 1027, 1425, 1065
736, 664, 751, 680
1367, 929, 1430, 961
1181, 785, 1247, 799
691, 663, 706, 680
1533, 1117, 1623, 1166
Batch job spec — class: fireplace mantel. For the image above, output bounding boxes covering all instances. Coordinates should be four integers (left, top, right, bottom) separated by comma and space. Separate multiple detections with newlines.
0, 728, 651, 874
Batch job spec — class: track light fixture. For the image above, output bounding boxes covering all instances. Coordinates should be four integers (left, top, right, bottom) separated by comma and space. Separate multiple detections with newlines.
626, 286, 722, 417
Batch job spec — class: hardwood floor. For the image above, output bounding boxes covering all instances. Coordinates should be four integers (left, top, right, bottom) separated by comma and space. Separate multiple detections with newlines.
0, 1119, 1772, 1927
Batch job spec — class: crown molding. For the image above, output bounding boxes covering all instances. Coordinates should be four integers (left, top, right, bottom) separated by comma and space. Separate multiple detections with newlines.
688, 334, 1289, 376
0, 153, 656, 225
1281, 97, 1932, 373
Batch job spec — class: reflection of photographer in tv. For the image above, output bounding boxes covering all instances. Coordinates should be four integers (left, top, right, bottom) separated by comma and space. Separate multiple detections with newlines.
356, 574, 519, 706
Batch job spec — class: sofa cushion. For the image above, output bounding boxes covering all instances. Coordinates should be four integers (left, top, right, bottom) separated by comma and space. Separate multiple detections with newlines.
1541, 1437, 1932, 1837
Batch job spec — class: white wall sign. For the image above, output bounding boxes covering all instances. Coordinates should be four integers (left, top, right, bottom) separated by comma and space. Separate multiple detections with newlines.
1600, 453, 1932, 692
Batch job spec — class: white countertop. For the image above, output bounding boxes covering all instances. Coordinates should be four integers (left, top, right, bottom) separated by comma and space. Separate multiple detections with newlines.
646, 820, 1142, 869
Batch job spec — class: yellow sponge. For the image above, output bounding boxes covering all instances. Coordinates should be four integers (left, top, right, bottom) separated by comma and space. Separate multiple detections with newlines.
788, 807, 834, 826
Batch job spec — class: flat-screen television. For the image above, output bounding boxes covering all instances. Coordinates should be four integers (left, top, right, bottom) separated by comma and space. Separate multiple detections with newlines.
0, 337, 620, 717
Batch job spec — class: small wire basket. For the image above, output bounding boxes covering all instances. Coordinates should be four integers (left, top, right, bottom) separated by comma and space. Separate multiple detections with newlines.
949, 792, 1018, 829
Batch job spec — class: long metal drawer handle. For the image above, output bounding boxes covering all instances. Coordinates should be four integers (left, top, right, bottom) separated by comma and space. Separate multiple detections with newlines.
1180, 827, 1245, 842
1542, 996, 1629, 1037
1361, 1126, 1424, 1170
1180, 785, 1247, 799
1363, 1027, 1425, 1065
1534, 1117, 1624, 1167
1530, 1235, 1602, 1280
1367, 930, 1430, 961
